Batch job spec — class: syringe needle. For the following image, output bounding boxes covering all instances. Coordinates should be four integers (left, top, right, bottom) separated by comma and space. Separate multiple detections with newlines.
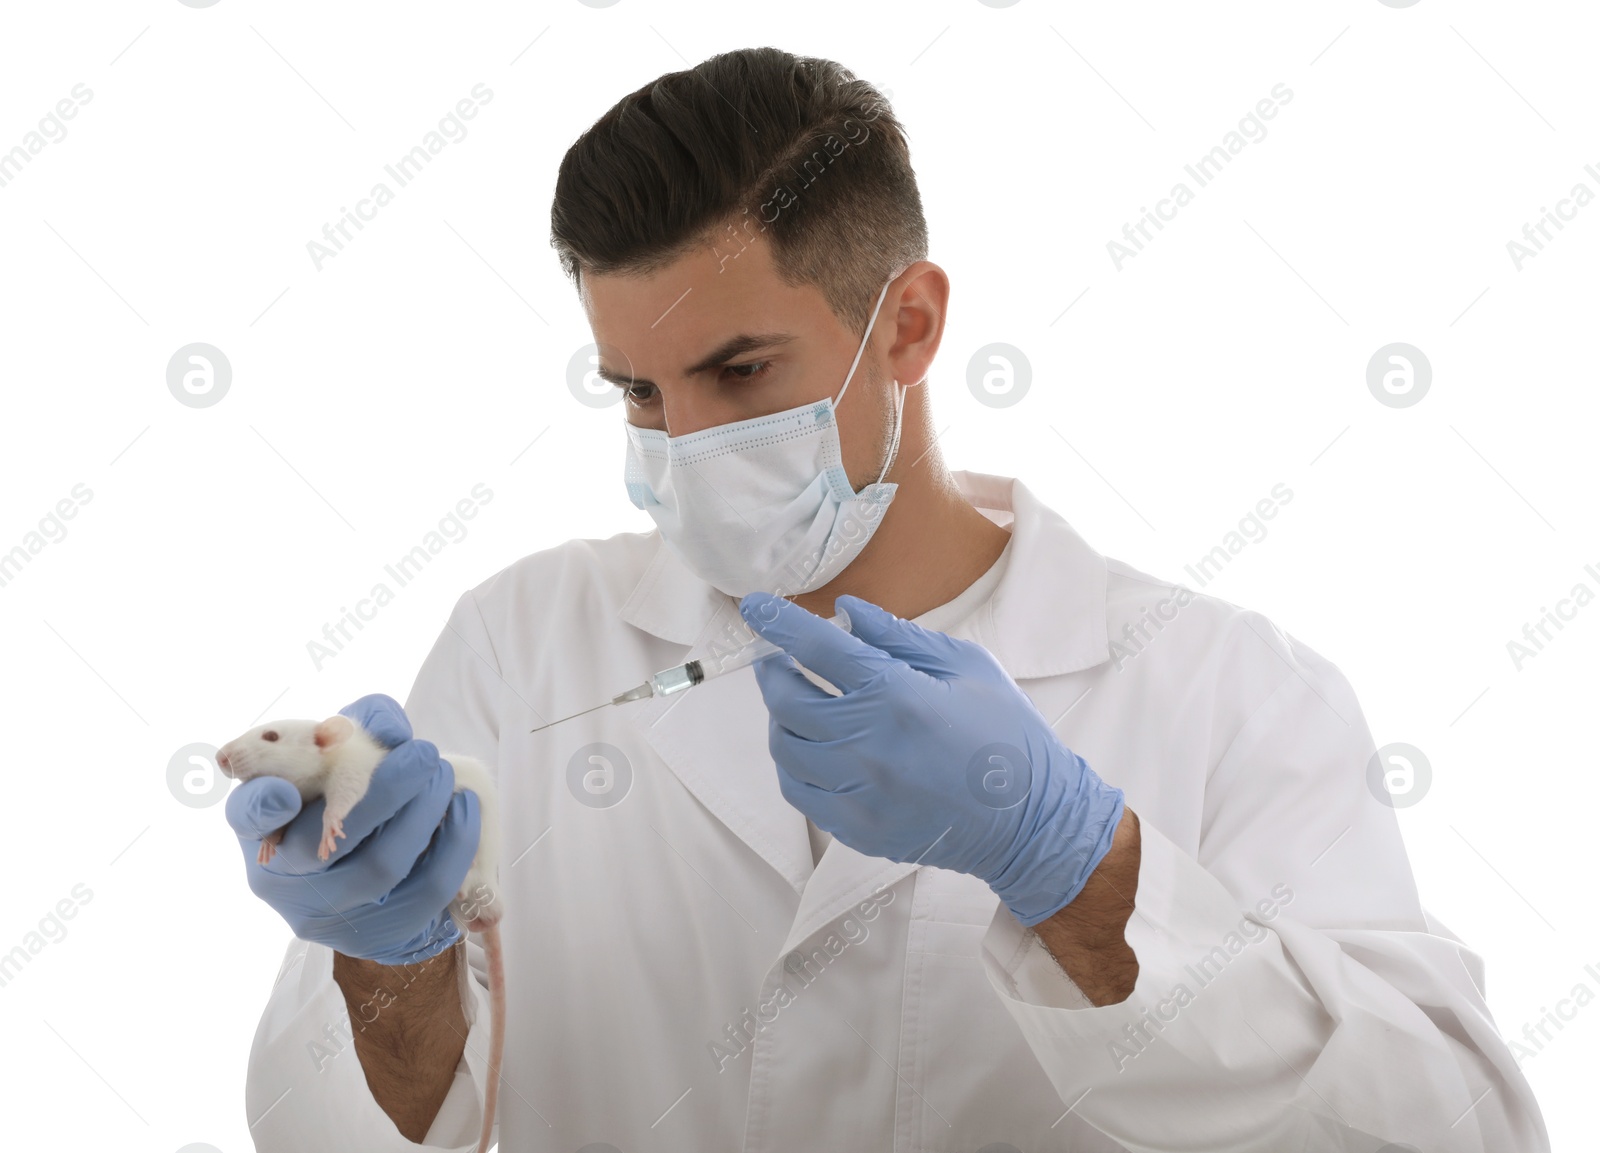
529, 700, 611, 733
528, 615, 848, 733
529, 681, 654, 733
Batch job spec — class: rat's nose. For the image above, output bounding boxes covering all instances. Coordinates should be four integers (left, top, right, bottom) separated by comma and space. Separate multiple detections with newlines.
217, 749, 233, 775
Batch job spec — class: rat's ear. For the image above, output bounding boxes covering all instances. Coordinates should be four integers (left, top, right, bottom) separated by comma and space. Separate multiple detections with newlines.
314, 715, 355, 749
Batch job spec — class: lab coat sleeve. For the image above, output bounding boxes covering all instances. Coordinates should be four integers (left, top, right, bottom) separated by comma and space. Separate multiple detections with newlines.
978, 611, 1550, 1153
241, 589, 505, 1150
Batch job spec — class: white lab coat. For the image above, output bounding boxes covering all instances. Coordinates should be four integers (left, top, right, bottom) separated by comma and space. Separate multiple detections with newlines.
243, 470, 1548, 1152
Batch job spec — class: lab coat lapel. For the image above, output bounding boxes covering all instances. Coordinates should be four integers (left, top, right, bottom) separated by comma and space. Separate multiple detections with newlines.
613, 471, 1115, 947
613, 536, 924, 936
777, 837, 919, 958
616, 579, 917, 960
618, 586, 818, 893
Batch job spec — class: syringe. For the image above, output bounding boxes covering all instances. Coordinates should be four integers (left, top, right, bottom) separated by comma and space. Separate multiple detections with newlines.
529, 609, 851, 732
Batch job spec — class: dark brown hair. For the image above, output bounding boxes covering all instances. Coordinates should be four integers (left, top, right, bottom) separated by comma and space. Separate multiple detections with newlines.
550, 46, 928, 336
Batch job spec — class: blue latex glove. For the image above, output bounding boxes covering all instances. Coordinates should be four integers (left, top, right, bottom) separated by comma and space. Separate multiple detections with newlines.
223, 693, 481, 965
740, 591, 1126, 927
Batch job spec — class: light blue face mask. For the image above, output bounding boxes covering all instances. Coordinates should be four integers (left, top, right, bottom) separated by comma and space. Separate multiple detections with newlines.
623, 269, 908, 599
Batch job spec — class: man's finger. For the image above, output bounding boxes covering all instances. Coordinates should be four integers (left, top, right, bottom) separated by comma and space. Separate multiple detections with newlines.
339, 693, 412, 748
352, 790, 481, 937
833, 594, 974, 680
344, 757, 461, 900
752, 655, 857, 767
225, 775, 303, 841
739, 591, 896, 693
772, 758, 846, 826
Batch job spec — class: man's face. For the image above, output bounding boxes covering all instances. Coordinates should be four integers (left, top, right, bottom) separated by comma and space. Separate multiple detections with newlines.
582, 228, 900, 488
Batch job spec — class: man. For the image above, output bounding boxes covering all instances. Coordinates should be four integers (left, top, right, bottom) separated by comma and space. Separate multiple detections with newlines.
234, 47, 1548, 1151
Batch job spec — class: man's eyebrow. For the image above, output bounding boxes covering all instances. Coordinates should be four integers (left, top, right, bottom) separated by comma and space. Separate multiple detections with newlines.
594, 332, 796, 388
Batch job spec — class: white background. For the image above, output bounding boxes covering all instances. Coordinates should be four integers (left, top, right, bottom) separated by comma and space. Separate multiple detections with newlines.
0, 1, 1595, 1149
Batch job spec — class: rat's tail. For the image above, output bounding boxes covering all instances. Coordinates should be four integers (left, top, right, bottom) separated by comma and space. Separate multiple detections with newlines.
475, 921, 505, 1153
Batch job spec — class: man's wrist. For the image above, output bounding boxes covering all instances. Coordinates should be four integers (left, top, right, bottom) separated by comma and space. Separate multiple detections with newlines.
331, 943, 464, 1028
330, 942, 470, 1141
1029, 807, 1142, 1006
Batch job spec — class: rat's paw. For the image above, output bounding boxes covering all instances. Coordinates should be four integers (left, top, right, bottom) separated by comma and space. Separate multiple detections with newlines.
317, 816, 346, 861
257, 828, 285, 865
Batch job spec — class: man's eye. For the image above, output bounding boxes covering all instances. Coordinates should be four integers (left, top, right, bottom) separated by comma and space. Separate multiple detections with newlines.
617, 362, 771, 403
724, 361, 773, 382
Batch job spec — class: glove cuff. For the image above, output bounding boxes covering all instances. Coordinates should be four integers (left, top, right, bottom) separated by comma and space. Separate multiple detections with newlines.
990, 754, 1127, 928
360, 916, 464, 967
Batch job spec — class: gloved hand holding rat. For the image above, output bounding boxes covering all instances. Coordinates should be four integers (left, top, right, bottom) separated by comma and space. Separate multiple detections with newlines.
220, 692, 484, 966
739, 591, 1127, 928
220, 692, 509, 1153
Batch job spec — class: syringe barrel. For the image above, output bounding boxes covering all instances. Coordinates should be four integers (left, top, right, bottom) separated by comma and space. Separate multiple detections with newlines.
621, 609, 852, 714
649, 663, 701, 696
703, 634, 782, 677
697, 609, 851, 680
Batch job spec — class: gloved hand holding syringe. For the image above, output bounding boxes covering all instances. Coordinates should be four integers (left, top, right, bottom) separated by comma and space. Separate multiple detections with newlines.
530, 606, 852, 732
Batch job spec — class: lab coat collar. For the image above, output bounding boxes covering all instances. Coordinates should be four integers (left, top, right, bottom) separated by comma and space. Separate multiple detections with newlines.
616, 469, 1112, 681
615, 525, 728, 648
947, 469, 1112, 679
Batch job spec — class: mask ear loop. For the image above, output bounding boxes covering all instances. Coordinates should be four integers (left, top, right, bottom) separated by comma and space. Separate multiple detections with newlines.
834, 274, 898, 410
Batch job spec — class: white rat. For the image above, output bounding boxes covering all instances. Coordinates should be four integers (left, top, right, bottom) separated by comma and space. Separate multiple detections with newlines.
217, 714, 505, 1153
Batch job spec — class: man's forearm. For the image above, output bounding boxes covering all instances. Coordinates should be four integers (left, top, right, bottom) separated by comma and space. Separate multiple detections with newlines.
331, 943, 469, 1142
1032, 807, 1141, 1006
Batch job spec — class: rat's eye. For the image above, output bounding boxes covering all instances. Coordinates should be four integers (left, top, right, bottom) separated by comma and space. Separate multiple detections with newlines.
261, 731, 279, 742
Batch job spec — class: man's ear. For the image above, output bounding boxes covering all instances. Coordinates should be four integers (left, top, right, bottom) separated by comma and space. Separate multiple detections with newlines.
314, 714, 355, 750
